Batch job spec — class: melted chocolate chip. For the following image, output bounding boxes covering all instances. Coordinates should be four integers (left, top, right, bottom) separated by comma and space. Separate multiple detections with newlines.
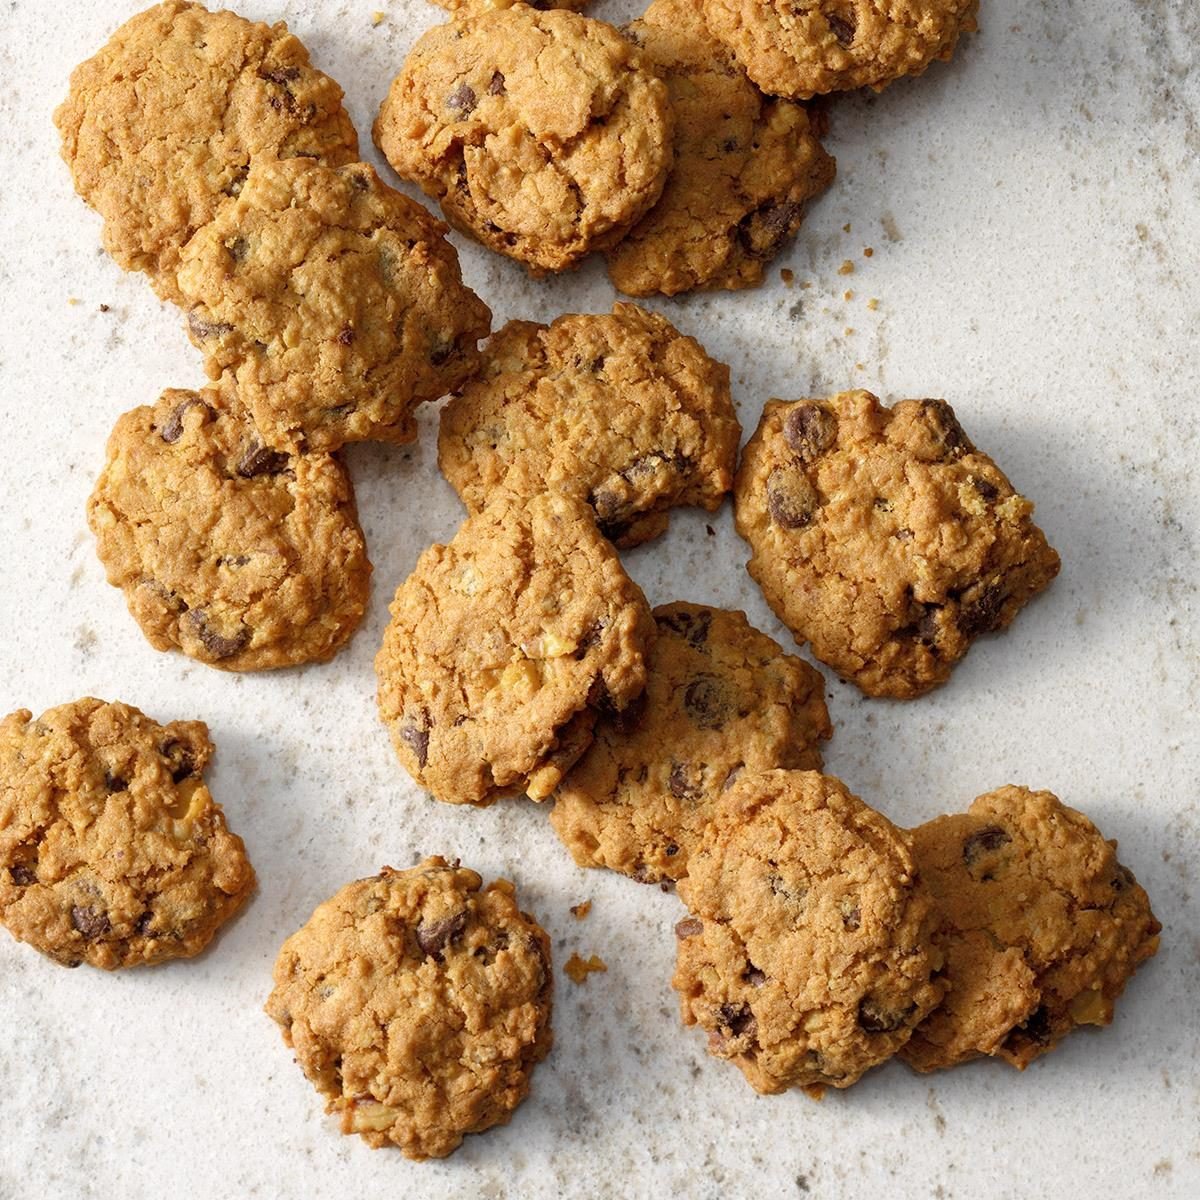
668, 762, 700, 801
160, 739, 196, 782
399, 723, 430, 769
429, 338, 455, 367
573, 619, 605, 660
186, 311, 234, 341
186, 610, 250, 660
959, 585, 1006, 638
827, 13, 856, 46
261, 67, 301, 86
841, 904, 861, 931
740, 201, 805, 260
9, 864, 35, 886
921, 399, 973, 458
1112, 864, 1135, 892
103, 771, 127, 793
782, 403, 837, 462
336, 325, 355, 346
70, 905, 111, 940
447, 83, 477, 115
718, 1002, 756, 1039
766, 466, 817, 529
858, 997, 915, 1034
135, 911, 155, 936
159, 396, 211, 443
962, 825, 1012, 867
972, 476, 999, 501
1006, 1005, 1052, 1048
675, 916, 703, 939
416, 910, 468, 961
488, 71, 506, 95
237, 443, 290, 478
655, 608, 712, 647
682, 675, 724, 729
744, 965, 767, 988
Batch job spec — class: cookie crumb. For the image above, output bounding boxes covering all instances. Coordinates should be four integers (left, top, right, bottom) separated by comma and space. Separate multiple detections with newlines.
564, 952, 607, 984
844, 327, 855, 336
780, 268, 795, 286
570, 900, 592, 920
837, 260, 855, 276
863, 247, 874, 258
372, 10, 385, 24
68, 296, 81, 306
843, 290, 854, 301
867, 298, 880, 311
842, 223, 852, 234
99, 303, 111, 313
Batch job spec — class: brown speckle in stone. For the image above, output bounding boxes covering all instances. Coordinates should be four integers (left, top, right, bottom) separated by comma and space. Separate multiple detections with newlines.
416, 910, 468, 960
782, 403, 837, 462
71, 905, 111, 940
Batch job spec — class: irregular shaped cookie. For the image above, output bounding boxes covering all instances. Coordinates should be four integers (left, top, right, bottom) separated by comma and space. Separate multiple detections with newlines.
175, 158, 491, 452
373, 5, 674, 273
376, 491, 655, 806
698, 0, 979, 98
673, 770, 943, 1094
431, 0, 589, 10
0, 699, 254, 969
88, 385, 371, 671
902, 787, 1160, 1073
551, 604, 831, 883
734, 391, 1061, 699
438, 304, 740, 547
266, 858, 552, 1160
607, 0, 835, 297
55, 0, 358, 303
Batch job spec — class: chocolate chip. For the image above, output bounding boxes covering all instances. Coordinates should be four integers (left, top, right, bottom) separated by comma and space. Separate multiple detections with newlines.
1005, 1005, 1052, 1049
399, 723, 430, 769
416, 910, 468, 960
721, 764, 744, 791
721, 137, 739, 153
487, 71, 506, 95
718, 1002, 756, 1039
159, 396, 211, 443
429, 338, 454, 366
186, 311, 234, 341
972, 476, 999, 501
668, 762, 700, 801
135, 911, 155, 936
237, 443, 290, 478
655, 608, 712, 647
186, 610, 249, 659
160, 739, 196, 782
103, 771, 127, 793
336, 325, 355, 346
262, 67, 301, 86
827, 13, 856, 46
782, 403, 837, 462
140, 578, 187, 613
675, 917, 703, 940
766, 466, 818, 529
226, 236, 249, 263
1112, 864, 1135, 892
916, 604, 941, 643
858, 997, 915, 1034
683, 675, 725, 729
895, 527, 914, 541
962, 825, 1011, 867
223, 166, 249, 198
921, 399, 973, 458
958, 584, 1006, 638
447, 83, 477, 115
744, 965, 767, 987
573, 619, 605, 660
739, 201, 805, 260
9, 864, 35, 886
665, 843, 679, 857
70, 905, 111, 940
841, 903, 861, 931
348, 171, 371, 192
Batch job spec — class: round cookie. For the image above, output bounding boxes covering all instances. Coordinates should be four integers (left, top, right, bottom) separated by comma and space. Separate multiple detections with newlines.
175, 158, 492, 452
673, 769, 944, 1094
734, 390, 1061, 699
265, 858, 553, 1160
551, 603, 832, 884
901, 786, 1161, 1073
373, 5, 674, 274
376, 491, 655, 806
437, 304, 741, 547
698, 0, 979, 99
0, 698, 254, 969
607, 0, 836, 297
88, 385, 371, 672
54, 0, 358, 304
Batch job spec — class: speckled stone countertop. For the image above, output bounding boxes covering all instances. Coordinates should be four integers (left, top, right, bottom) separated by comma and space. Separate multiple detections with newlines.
1, 2, 1197, 1197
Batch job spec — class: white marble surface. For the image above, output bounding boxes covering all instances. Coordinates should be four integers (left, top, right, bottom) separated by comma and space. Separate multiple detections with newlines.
1, 1, 1197, 1196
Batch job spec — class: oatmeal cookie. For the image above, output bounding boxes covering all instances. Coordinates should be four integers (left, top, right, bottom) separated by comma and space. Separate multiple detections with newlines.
55, 0, 358, 303
265, 857, 552, 1159
551, 604, 831, 883
437, 304, 740, 547
673, 769, 943, 1094
734, 390, 1061, 698
375, 491, 655, 806
608, 0, 835, 297
902, 786, 1161, 1072
88, 385, 371, 671
0, 698, 254, 969
175, 158, 491, 452
373, 4, 674, 273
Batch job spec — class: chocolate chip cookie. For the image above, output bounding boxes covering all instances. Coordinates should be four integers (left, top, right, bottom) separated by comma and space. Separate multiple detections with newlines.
431, 0, 589, 10
673, 769, 943, 1094
551, 604, 831, 884
438, 304, 740, 547
175, 158, 491, 452
55, 0, 358, 304
734, 391, 1061, 699
607, 0, 835, 297
87, 385, 371, 671
698, 0, 979, 99
265, 857, 553, 1160
375, 491, 655, 806
373, 4, 674, 273
0, 699, 254, 969
902, 786, 1160, 1073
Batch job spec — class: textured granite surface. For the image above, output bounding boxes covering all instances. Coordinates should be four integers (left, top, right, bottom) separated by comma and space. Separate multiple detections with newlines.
0, 2, 1197, 1197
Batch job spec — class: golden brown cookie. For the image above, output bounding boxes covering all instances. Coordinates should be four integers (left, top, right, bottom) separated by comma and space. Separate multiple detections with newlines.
175, 158, 491, 452
87, 385, 371, 672
430, 0, 589, 10
673, 770, 943, 1094
901, 786, 1160, 1073
698, 0, 979, 98
734, 391, 1061, 699
265, 857, 553, 1160
437, 304, 740, 547
0, 699, 254, 969
607, 0, 835, 297
54, 0, 358, 303
373, 5, 674, 273
551, 604, 831, 884
376, 491, 655, 806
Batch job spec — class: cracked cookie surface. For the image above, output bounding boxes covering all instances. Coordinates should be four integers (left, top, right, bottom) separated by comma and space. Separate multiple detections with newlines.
551, 603, 831, 884
698, 0, 979, 98
88, 386, 371, 671
673, 769, 943, 1094
902, 786, 1160, 1073
175, 158, 491, 452
430, 0, 589, 10
608, 0, 835, 297
373, 4, 674, 273
438, 304, 740, 547
375, 491, 655, 806
0, 698, 254, 969
265, 857, 553, 1160
734, 390, 1061, 699
55, 0, 358, 304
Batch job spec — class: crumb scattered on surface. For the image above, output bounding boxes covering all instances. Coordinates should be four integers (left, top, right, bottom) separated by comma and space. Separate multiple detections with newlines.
867, 298, 880, 311
565, 953, 607, 984
99, 303, 111, 312
372, 11, 385, 25
863, 247, 874, 258
68, 296, 81, 305
570, 901, 592, 920
842, 222, 851, 233
843, 290, 854, 301
838, 260, 855, 276
780, 268, 795, 286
